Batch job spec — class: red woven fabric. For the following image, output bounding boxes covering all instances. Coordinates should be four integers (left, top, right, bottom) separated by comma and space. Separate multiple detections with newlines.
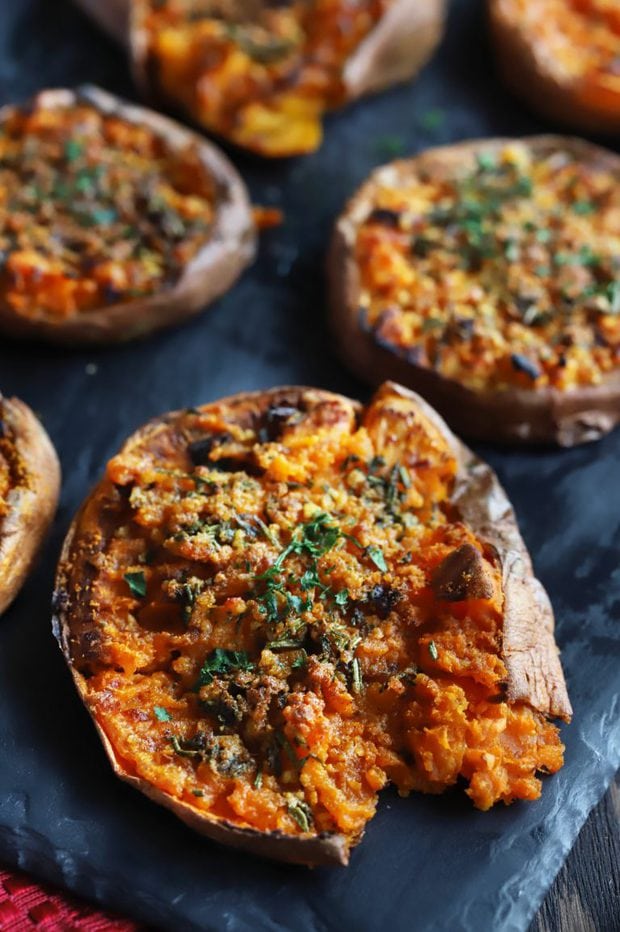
0, 866, 139, 931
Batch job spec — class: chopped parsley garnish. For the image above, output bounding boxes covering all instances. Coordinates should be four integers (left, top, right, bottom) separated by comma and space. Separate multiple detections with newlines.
418, 108, 445, 133
366, 545, 387, 573
196, 648, 254, 687
64, 138, 84, 162
374, 134, 405, 158
428, 641, 439, 661
351, 657, 363, 693
286, 795, 313, 832
154, 706, 172, 722
572, 200, 595, 216
124, 570, 147, 598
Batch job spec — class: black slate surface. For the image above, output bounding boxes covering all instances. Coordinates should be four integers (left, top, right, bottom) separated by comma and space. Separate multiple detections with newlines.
0, 1, 619, 930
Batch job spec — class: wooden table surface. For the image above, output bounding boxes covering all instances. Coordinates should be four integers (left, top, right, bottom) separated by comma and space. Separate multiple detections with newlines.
531, 772, 619, 932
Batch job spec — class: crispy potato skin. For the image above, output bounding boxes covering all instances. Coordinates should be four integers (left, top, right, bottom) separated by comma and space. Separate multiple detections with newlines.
0, 397, 60, 615
53, 383, 570, 866
73, 0, 446, 157
0, 86, 256, 346
488, 0, 620, 135
329, 136, 620, 446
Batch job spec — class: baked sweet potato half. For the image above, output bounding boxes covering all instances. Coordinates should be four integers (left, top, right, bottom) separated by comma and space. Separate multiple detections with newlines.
0, 85, 255, 345
489, 0, 620, 135
74, 0, 447, 157
0, 396, 60, 615
330, 136, 620, 445
53, 382, 570, 866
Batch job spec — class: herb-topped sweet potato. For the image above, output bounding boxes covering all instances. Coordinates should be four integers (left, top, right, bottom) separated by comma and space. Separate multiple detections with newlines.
489, 0, 620, 134
54, 382, 570, 866
0, 86, 255, 345
330, 136, 620, 445
75, 0, 446, 157
0, 396, 60, 615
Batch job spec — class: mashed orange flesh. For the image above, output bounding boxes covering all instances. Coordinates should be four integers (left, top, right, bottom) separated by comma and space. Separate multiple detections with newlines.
356, 141, 620, 393
500, 0, 620, 117
65, 385, 563, 850
0, 402, 27, 521
140, 0, 389, 156
0, 100, 215, 321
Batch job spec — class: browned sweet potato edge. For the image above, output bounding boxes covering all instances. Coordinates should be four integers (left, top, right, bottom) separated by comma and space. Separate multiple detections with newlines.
328, 135, 620, 446
73, 0, 446, 154
488, 0, 620, 135
52, 382, 571, 867
0, 85, 256, 346
0, 396, 60, 615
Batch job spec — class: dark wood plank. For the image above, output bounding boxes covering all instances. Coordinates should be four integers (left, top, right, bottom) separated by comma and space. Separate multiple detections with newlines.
531, 772, 620, 932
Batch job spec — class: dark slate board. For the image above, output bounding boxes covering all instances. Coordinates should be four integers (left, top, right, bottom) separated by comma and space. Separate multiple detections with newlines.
0, 1, 619, 930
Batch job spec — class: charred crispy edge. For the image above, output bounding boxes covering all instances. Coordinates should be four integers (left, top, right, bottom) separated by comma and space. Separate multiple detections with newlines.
488, 0, 620, 135
328, 134, 620, 446
53, 383, 570, 865
0, 396, 60, 616
0, 85, 256, 346
52, 386, 361, 866
75, 0, 446, 132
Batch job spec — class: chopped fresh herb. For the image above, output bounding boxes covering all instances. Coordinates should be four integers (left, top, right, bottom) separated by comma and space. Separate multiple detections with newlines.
254, 770, 263, 789
64, 138, 84, 162
428, 640, 439, 661
398, 465, 411, 488
196, 648, 254, 688
572, 200, 595, 216
351, 657, 363, 693
476, 152, 497, 172
170, 734, 205, 758
291, 650, 308, 670
334, 588, 349, 607
366, 545, 387, 573
422, 317, 444, 332
153, 705, 171, 722
276, 731, 301, 769
606, 281, 620, 314
418, 108, 445, 133
286, 795, 313, 832
124, 570, 147, 598
192, 788, 204, 797
374, 135, 405, 158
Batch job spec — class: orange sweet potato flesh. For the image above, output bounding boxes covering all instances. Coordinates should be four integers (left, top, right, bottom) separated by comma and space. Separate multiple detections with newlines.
54, 382, 570, 865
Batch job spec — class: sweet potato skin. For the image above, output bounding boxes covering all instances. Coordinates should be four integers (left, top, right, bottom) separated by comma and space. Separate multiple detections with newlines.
52, 382, 570, 865
343, 0, 446, 102
0, 397, 60, 615
328, 136, 620, 446
73, 0, 446, 156
488, 0, 620, 135
0, 86, 256, 346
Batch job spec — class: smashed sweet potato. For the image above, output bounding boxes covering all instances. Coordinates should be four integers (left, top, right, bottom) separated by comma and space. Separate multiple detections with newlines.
54, 382, 570, 865
76, 0, 446, 157
330, 136, 620, 445
0, 86, 255, 344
